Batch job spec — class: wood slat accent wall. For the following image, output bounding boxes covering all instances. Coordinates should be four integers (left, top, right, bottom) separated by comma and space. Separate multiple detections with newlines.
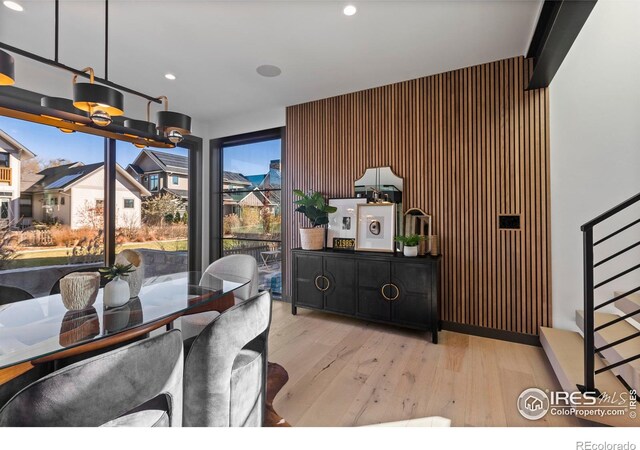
283, 56, 551, 335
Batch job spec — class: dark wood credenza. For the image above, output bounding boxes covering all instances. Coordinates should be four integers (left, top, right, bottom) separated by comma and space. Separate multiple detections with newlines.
291, 248, 440, 343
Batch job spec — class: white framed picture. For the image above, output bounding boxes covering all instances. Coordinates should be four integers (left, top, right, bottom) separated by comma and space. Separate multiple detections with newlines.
327, 198, 368, 247
355, 203, 397, 252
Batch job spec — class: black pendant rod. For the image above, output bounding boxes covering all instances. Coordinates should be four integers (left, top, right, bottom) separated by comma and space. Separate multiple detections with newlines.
0, 41, 161, 104
54, 0, 59, 63
104, 0, 109, 81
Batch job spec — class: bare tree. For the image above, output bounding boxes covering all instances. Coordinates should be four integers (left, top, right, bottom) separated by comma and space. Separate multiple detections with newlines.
142, 194, 182, 226
77, 200, 104, 229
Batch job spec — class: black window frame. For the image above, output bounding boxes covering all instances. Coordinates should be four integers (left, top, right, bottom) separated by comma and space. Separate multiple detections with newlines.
210, 127, 284, 263
123, 198, 134, 209
0, 153, 9, 167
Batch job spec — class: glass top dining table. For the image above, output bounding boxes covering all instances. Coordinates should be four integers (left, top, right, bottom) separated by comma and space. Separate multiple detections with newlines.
0, 271, 249, 370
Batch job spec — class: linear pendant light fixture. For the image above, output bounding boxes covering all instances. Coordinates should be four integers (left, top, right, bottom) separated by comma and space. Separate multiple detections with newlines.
0, 49, 15, 85
0, 0, 191, 148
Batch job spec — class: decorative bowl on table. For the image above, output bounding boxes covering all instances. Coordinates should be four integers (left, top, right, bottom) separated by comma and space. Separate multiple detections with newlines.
59, 272, 100, 311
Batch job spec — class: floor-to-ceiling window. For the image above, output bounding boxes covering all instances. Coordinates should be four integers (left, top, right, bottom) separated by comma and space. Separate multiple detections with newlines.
219, 130, 282, 296
0, 116, 105, 296
0, 114, 198, 298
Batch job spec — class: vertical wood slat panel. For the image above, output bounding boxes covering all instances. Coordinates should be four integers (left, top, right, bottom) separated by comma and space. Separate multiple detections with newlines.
283, 56, 551, 336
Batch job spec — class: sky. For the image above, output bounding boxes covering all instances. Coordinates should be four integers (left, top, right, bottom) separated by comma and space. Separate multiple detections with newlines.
223, 139, 281, 177
0, 115, 281, 176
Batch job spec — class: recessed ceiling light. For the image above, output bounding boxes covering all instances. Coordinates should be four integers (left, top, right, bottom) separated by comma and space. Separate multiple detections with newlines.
343, 5, 357, 16
3, 1, 23, 12
165, 73, 176, 80
256, 65, 282, 78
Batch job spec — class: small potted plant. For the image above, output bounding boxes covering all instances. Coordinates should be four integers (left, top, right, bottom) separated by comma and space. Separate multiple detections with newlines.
99, 263, 135, 308
293, 190, 337, 250
395, 234, 425, 257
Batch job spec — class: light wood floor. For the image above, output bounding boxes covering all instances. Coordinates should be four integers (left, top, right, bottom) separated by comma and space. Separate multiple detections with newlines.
268, 300, 583, 427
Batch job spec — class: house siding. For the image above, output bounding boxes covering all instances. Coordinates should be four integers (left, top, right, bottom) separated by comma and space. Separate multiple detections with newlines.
69, 169, 143, 229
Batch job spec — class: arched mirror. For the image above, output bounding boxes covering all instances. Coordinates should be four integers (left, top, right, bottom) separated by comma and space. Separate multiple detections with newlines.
354, 166, 403, 203
354, 167, 403, 251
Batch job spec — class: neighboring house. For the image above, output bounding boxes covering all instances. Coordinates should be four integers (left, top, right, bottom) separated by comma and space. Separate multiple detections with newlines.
21, 162, 151, 229
0, 129, 36, 225
222, 171, 256, 217
126, 149, 188, 203
222, 161, 282, 217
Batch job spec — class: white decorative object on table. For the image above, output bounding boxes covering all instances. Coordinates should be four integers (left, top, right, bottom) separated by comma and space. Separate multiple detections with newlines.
103, 277, 131, 308
59, 272, 100, 310
115, 249, 144, 298
403, 245, 418, 257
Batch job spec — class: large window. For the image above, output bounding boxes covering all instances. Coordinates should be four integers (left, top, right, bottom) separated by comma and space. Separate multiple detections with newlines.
219, 131, 282, 296
0, 115, 105, 277
0, 114, 196, 298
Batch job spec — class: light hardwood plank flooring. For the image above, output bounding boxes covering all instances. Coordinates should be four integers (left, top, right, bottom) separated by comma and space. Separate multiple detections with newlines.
268, 300, 583, 427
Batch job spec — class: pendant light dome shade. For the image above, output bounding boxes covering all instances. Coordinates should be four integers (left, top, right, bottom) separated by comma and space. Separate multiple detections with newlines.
73, 83, 124, 116
0, 49, 15, 85
72, 67, 124, 116
157, 110, 191, 135
124, 118, 157, 136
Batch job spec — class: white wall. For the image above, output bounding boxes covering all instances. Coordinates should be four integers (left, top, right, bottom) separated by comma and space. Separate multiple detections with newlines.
550, 0, 640, 330
199, 107, 286, 268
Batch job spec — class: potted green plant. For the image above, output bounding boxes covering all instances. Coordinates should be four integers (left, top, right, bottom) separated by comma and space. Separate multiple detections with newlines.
293, 190, 337, 250
99, 263, 135, 308
395, 234, 425, 257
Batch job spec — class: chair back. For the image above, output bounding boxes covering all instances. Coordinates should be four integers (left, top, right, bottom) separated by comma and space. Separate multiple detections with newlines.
0, 285, 33, 306
200, 254, 259, 301
183, 291, 271, 426
0, 329, 183, 427
50, 267, 107, 295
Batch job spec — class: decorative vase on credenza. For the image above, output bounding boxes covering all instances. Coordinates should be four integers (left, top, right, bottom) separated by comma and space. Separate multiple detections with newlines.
293, 189, 337, 251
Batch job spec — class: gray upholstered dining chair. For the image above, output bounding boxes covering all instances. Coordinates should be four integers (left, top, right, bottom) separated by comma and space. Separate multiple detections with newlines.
0, 329, 184, 427
183, 290, 272, 427
180, 254, 260, 340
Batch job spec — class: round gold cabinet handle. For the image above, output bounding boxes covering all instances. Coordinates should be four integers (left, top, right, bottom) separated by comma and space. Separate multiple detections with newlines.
381, 283, 392, 301
389, 283, 400, 301
315, 275, 330, 292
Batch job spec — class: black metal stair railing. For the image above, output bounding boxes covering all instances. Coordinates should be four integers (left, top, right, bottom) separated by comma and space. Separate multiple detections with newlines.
579, 191, 640, 395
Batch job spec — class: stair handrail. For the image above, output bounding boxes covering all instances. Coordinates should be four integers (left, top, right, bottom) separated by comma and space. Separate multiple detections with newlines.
580, 191, 640, 395
581, 191, 640, 231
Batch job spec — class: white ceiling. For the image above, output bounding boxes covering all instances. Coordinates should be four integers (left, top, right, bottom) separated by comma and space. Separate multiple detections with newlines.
0, 0, 542, 132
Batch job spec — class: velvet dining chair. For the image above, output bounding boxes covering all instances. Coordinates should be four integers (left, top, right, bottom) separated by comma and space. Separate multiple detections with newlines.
0, 329, 184, 427
183, 291, 272, 427
180, 254, 260, 340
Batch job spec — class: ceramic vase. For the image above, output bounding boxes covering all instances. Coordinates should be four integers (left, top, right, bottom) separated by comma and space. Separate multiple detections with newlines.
59, 272, 100, 310
403, 245, 418, 257
103, 277, 130, 308
115, 249, 144, 298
